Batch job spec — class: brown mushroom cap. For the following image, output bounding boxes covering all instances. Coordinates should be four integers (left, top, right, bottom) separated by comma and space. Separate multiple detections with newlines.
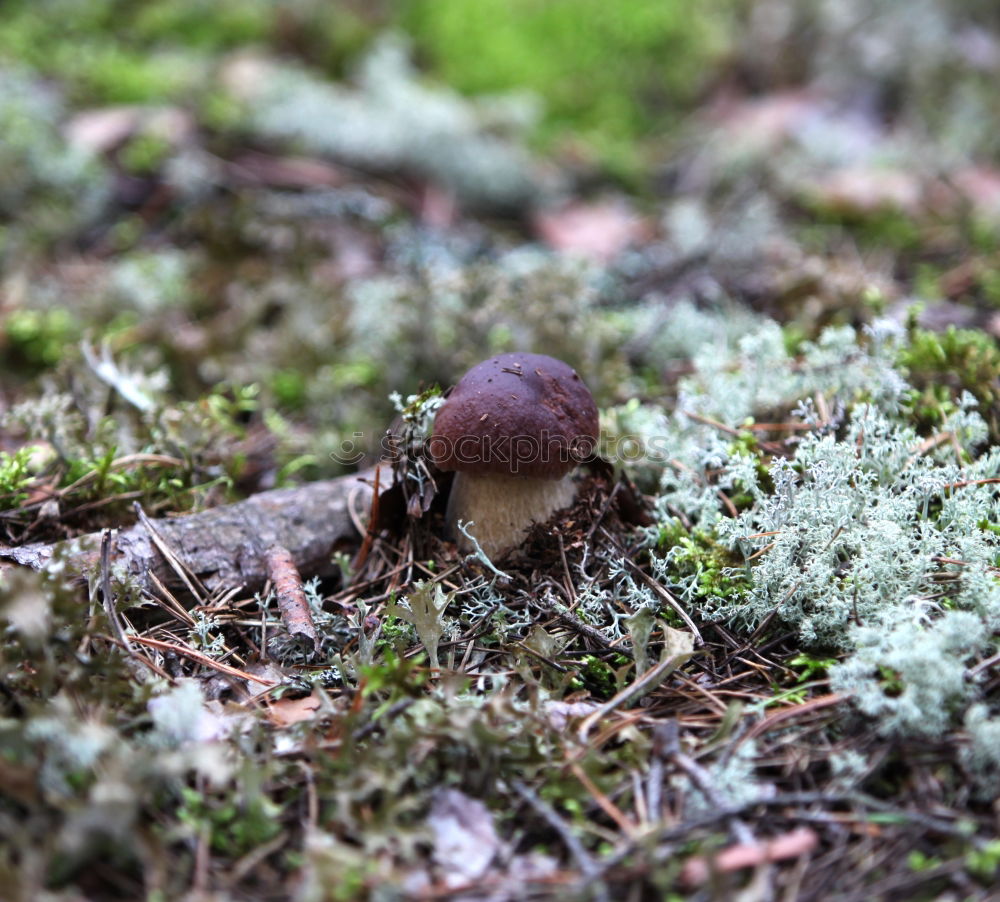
430, 353, 599, 479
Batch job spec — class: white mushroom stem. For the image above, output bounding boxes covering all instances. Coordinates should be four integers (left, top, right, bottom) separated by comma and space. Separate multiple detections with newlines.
446, 471, 579, 561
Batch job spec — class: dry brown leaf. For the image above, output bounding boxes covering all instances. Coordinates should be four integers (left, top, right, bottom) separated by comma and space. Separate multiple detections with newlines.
227, 151, 345, 189
267, 691, 323, 727
809, 167, 923, 216
709, 90, 817, 152
534, 201, 646, 262
952, 166, 1000, 221
65, 106, 194, 155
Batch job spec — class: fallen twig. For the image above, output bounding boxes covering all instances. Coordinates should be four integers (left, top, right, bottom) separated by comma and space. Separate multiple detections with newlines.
654, 721, 756, 847
679, 826, 819, 887
533, 590, 623, 653
351, 464, 382, 571
134, 501, 209, 603
121, 635, 280, 687
265, 544, 319, 653
512, 779, 610, 902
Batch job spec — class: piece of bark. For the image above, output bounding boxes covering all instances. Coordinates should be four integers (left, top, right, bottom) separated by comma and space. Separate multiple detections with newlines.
0, 470, 374, 595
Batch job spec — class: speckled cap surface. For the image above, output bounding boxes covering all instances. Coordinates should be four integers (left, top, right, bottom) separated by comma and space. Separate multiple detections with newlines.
430, 353, 599, 478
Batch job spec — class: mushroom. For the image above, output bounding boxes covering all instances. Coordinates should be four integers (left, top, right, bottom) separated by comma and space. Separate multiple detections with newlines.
429, 353, 599, 560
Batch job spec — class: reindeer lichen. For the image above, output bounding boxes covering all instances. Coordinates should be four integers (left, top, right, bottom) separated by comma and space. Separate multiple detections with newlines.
634, 312, 1000, 753
228, 35, 547, 211
0, 68, 109, 258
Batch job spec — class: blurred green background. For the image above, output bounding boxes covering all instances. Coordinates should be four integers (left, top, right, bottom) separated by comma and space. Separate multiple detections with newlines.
0, 0, 732, 172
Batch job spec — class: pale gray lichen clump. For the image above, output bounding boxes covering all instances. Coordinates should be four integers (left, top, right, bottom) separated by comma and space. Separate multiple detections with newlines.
226, 35, 549, 211
832, 611, 987, 737
715, 402, 994, 646
671, 740, 771, 818
609, 312, 1000, 745
0, 68, 109, 258
962, 704, 1000, 798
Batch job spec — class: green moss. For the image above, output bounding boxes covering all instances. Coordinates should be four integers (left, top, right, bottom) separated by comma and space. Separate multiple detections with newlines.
0, 380, 275, 526
574, 655, 617, 697
198, 89, 244, 132
0, 3, 198, 104
57, 44, 198, 104
130, 0, 273, 50
782, 323, 810, 357
118, 131, 173, 175
270, 368, 308, 411
396, 0, 733, 176
657, 525, 748, 604
3, 308, 80, 370
0, 0, 382, 106
788, 653, 838, 683
899, 326, 1000, 438
802, 204, 924, 254
966, 840, 1000, 883
0, 446, 38, 507
176, 784, 282, 857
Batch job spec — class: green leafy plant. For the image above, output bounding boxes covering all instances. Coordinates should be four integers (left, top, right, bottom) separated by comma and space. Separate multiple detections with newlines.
0, 446, 40, 506
386, 581, 453, 669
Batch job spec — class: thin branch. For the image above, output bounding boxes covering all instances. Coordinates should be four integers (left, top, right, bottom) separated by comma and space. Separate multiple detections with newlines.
511, 780, 610, 902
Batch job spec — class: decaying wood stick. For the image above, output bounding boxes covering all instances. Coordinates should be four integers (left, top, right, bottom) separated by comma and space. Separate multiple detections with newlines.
265, 543, 320, 652
0, 470, 375, 595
